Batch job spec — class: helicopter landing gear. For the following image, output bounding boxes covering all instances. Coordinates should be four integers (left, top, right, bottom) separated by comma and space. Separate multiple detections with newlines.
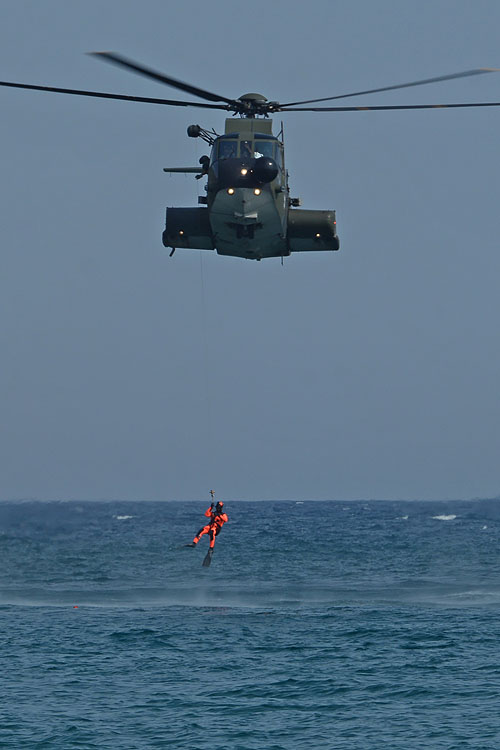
169, 248, 176, 257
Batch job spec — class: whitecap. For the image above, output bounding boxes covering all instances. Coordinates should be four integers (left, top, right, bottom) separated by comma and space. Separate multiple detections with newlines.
432, 514, 456, 521
400, 515, 409, 520
482, 525, 488, 530
114, 515, 134, 520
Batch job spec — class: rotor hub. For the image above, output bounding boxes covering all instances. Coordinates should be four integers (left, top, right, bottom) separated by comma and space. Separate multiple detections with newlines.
235, 93, 278, 117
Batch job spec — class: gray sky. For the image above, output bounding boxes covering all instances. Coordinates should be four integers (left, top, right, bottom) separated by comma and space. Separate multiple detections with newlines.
1, 0, 499, 501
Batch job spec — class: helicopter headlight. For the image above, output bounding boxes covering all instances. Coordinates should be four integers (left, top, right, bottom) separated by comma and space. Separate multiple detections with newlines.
227, 188, 235, 195
240, 168, 248, 176
254, 188, 261, 196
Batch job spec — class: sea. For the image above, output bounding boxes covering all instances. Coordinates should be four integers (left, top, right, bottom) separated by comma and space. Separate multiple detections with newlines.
1, 499, 500, 749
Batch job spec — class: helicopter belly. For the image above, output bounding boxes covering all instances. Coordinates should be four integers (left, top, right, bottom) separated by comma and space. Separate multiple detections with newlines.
209, 188, 287, 260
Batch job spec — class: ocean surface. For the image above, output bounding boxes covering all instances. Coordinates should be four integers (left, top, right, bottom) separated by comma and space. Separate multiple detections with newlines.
1, 499, 500, 749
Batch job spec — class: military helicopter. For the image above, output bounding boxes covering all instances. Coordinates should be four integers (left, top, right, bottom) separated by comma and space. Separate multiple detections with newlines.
1, 54, 499, 261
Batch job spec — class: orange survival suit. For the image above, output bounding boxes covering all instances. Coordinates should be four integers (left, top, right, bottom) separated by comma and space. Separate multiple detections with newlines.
192, 502, 228, 549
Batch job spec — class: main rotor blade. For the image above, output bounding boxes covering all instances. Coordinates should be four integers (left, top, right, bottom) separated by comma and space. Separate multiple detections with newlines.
280, 101, 500, 112
281, 68, 500, 107
90, 52, 237, 106
0, 80, 228, 108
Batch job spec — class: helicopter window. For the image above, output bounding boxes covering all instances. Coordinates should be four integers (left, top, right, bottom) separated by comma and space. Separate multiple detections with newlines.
253, 141, 275, 159
240, 140, 253, 159
218, 140, 238, 160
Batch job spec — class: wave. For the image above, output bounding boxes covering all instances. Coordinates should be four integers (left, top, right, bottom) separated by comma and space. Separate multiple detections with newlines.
432, 514, 457, 521
3, 578, 500, 609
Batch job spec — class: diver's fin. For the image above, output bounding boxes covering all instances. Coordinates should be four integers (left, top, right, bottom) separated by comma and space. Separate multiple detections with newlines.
183, 543, 196, 548
202, 548, 213, 567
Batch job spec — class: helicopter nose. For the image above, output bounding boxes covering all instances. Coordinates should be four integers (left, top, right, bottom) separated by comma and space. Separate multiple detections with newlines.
221, 187, 263, 220
216, 157, 278, 189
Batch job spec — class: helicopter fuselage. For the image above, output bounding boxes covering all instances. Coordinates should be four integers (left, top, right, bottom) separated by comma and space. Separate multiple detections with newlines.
162, 117, 340, 261
210, 186, 287, 259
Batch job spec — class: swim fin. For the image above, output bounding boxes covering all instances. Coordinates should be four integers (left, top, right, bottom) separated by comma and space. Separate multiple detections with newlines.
202, 548, 213, 567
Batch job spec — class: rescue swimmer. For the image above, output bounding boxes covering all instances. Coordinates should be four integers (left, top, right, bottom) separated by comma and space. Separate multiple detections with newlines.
185, 494, 228, 552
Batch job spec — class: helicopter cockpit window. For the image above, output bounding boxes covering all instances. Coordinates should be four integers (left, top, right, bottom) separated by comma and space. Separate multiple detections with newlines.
240, 140, 253, 159
218, 140, 238, 160
274, 146, 283, 168
253, 141, 275, 159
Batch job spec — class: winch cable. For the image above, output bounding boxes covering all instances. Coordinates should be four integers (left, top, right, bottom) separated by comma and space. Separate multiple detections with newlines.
190, 139, 216, 488
198, 227, 215, 488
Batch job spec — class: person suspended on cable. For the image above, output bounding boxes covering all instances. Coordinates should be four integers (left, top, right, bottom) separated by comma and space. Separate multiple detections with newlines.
185, 493, 228, 550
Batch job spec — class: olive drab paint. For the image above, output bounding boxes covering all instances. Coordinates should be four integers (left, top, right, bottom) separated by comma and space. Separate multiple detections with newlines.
162, 114, 340, 261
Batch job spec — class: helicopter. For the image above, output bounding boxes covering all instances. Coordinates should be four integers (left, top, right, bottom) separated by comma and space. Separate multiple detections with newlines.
1, 54, 499, 261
